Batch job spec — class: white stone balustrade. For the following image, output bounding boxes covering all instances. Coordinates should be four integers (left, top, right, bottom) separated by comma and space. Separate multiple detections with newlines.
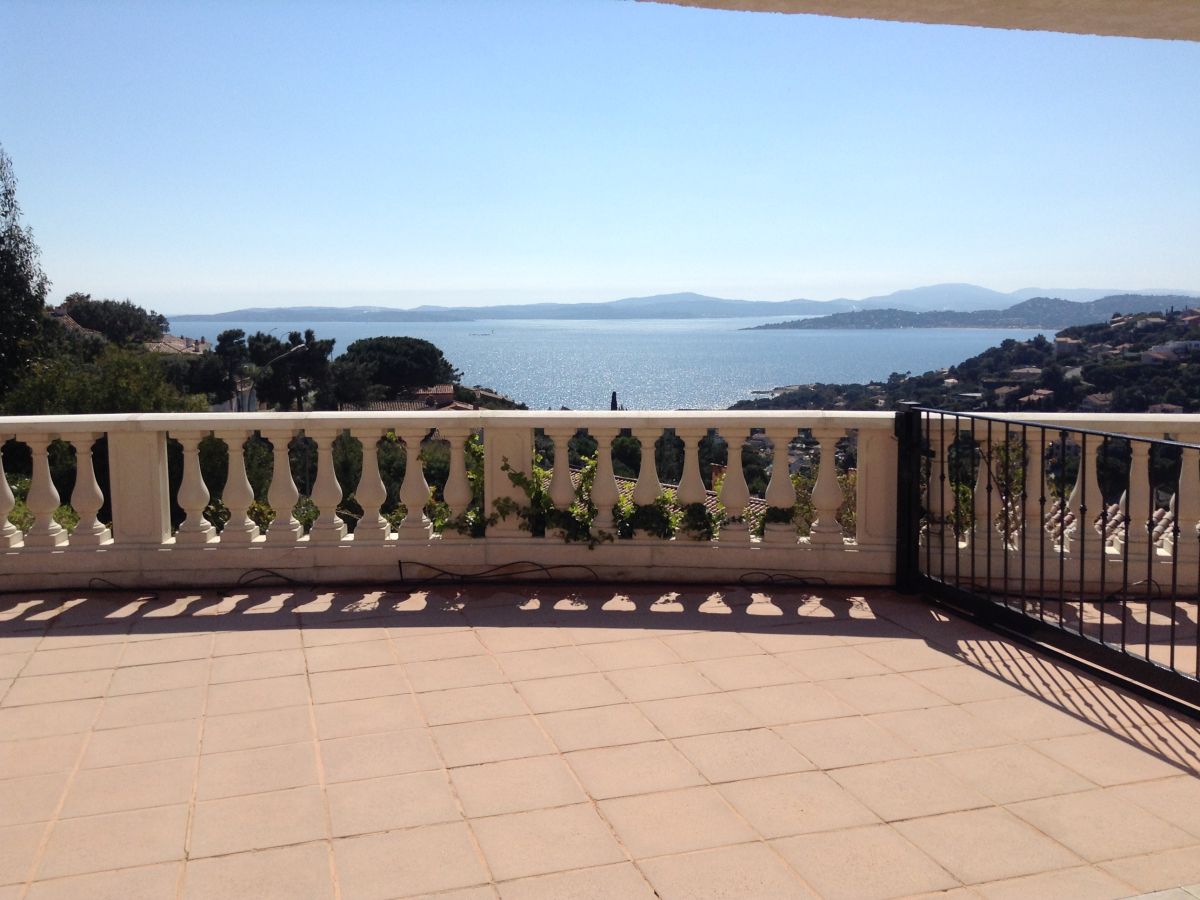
0, 410, 1195, 592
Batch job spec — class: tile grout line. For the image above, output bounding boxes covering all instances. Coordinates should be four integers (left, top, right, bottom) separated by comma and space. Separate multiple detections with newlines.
175, 629, 216, 900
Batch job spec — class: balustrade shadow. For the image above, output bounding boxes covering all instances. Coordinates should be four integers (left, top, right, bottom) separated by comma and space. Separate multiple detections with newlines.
2, 580, 1197, 776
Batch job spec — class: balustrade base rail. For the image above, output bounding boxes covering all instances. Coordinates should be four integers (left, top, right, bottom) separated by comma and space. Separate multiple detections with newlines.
897, 405, 1200, 711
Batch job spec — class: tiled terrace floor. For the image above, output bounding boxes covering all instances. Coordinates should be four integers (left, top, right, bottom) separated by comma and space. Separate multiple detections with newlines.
1, 583, 1198, 899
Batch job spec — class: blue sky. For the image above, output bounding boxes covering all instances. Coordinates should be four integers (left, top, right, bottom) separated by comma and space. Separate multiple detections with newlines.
2, 0, 1198, 313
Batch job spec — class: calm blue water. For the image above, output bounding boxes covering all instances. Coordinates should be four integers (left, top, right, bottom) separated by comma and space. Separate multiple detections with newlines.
170, 317, 1049, 410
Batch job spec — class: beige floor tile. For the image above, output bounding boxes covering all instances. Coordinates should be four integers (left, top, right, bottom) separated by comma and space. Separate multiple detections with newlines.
189, 786, 327, 858
0, 772, 67, 826
37, 804, 188, 880
640, 842, 820, 899
960, 695, 1093, 741
974, 865, 1133, 900
0, 821, 44, 887
201, 704, 312, 754
205, 674, 310, 716
694, 654, 805, 690
495, 646, 596, 682
1030, 732, 1186, 786
0, 653, 30, 680
472, 625, 570, 654
579, 637, 681, 671
931, 744, 1096, 805
28, 862, 181, 900
857, 638, 961, 672
598, 786, 755, 858
391, 630, 488, 663
831, 757, 990, 821
211, 628, 302, 657
513, 672, 624, 713
822, 673, 949, 714
308, 664, 408, 704
304, 639, 396, 673
118, 634, 211, 667
637, 693, 758, 738
433, 716, 555, 768
209, 648, 306, 684
718, 771, 879, 838
1112, 776, 1200, 839
404, 654, 507, 692
729, 683, 858, 726
451, 755, 586, 818
21, 643, 123, 677
776, 715, 919, 769
335, 821, 489, 899
82, 719, 200, 768
773, 824, 959, 900
1099, 844, 1200, 893
94, 686, 205, 730
0, 733, 85, 779
471, 803, 625, 880
314, 693, 424, 739
0, 698, 101, 741
777, 646, 891, 681
538, 704, 660, 752
566, 740, 705, 799
895, 807, 1082, 884
327, 770, 460, 837
870, 704, 1011, 755
2, 669, 111, 707
498, 861, 656, 900
905, 665, 1023, 704
674, 728, 813, 782
107, 659, 206, 696
1009, 788, 1195, 862
63, 757, 194, 818
322, 728, 441, 782
745, 627, 846, 653
661, 631, 764, 662
418, 683, 528, 726
605, 663, 717, 701
196, 741, 318, 800
183, 842, 333, 900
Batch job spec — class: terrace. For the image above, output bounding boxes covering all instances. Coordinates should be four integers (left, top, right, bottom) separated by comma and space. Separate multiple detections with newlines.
1, 406, 1199, 898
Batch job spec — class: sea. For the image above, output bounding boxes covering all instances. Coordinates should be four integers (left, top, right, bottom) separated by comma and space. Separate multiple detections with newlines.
168, 317, 1050, 410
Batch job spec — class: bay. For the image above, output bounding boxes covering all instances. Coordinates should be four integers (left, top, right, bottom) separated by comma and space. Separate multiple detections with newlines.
168, 317, 1050, 410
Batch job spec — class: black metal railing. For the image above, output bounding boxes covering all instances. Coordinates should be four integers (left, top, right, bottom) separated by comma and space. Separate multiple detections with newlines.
897, 405, 1200, 710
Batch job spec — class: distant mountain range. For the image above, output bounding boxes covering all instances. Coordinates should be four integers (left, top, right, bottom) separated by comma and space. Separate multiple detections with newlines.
167, 284, 1200, 324
746, 293, 1200, 331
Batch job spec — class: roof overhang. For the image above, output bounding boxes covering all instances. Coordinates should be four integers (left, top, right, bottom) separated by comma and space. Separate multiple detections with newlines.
645, 1, 1200, 42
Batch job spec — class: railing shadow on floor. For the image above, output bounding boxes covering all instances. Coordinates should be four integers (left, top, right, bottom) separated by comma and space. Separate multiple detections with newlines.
2, 580, 1197, 776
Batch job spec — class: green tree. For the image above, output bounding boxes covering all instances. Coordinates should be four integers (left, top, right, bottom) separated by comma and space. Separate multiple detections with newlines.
248, 329, 334, 411
0, 145, 50, 396
61, 293, 167, 344
333, 336, 460, 404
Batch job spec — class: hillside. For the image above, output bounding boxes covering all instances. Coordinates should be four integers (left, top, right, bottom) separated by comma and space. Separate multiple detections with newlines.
746, 294, 1196, 331
732, 306, 1200, 414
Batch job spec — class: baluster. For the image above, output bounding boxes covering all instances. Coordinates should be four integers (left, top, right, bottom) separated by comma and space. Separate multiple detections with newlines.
396, 430, 432, 539
173, 433, 217, 544
0, 436, 22, 548
972, 436, 991, 548
24, 437, 67, 547
218, 430, 258, 543
924, 420, 950, 536
1175, 444, 1200, 578
309, 429, 347, 542
676, 428, 707, 506
716, 429, 751, 543
64, 432, 110, 546
809, 426, 846, 545
1022, 437, 1049, 555
631, 428, 664, 539
546, 428, 576, 514
440, 427, 473, 540
590, 428, 619, 532
350, 428, 390, 543
1121, 440, 1153, 560
265, 430, 302, 544
763, 427, 797, 544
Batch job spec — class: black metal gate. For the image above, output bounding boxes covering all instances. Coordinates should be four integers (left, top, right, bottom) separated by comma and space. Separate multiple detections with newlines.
896, 405, 1200, 712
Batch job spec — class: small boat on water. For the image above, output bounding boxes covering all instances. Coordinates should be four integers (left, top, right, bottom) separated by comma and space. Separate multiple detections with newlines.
470, 329, 495, 336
